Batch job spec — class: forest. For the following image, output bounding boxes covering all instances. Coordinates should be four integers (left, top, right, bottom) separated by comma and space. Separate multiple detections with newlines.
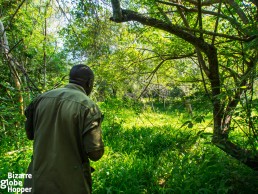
0, 0, 258, 193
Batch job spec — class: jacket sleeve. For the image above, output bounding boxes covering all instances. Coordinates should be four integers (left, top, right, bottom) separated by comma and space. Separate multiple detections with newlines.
83, 124, 104, 161
82, 105, 104, 161
24, 102, 34, 140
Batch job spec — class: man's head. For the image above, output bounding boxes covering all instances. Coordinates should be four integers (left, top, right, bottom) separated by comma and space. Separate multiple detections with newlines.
69, 64, 94, 95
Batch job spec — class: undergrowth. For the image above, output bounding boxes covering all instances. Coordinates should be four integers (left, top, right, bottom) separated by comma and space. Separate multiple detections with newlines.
0, 98, 257, 194
91, 99, 258, 193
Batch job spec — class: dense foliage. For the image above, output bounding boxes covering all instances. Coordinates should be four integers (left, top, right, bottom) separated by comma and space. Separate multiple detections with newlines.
0, 0, 257, 193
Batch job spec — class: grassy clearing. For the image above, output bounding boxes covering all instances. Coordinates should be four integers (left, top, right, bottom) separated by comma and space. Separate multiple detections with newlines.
0, 99, 257, 194
91, 99, 258, 193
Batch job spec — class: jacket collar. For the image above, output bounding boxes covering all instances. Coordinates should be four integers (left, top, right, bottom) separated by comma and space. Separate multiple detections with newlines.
65, 83, 87, 94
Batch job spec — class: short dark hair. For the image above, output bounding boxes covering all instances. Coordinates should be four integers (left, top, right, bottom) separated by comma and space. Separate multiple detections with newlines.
69, 64, 94, 84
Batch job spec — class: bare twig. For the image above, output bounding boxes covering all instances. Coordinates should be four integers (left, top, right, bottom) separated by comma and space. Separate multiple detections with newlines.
7, 38, 23, 54
157, 0, 247, 34
197, 0, 203, 40
225, 0, 249, 24
138, 60, 166, 99
211, 0, 222, 45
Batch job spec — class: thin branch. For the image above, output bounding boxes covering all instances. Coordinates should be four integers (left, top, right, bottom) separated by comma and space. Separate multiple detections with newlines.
155, 3, 172, 25
7, 38, 23, 54
176, 4, 189, 27
225, 0, 249, 24
221, 64, 240, 77
110, 9, 255, 56
164, 52, 196, 60
176, 0, 210, 97
180, 26, 256, 42
181, 0, 221, 6
196, 49, 211, 95
56, 0, 82, 46
157, 1, 186, 9
10, 57, 41, 92
138, 60, 166, 99
211, 0, 222, 45
197, 0, 203, 40
3, 0, 27, 32
159, 0, 222, 6
157, 0, 246, 34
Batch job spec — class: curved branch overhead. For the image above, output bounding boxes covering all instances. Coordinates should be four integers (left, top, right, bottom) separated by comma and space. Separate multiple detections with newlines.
110, 0, 258, 171
111, 9, 211, 54
111, 1, 256, 46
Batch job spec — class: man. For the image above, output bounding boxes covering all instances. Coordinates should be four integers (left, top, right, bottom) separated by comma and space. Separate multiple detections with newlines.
23, 64, 104, 194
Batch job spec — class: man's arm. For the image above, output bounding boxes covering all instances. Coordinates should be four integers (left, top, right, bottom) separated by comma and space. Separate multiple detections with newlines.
24, 102, 34, 140
83, 121, 104, 161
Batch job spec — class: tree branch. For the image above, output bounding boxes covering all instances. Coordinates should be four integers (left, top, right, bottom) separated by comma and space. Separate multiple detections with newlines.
211, 0, 222, 45
138, 60, 166, 99
197, 0, 203, 40
111, 0, 123, 22
156, 3, 172, 25
180, 26, 256, 42
213, 139, 258, 171
3, 0, 27, 32
157, 1, 247, 34
225, 0, 249, 24
7, 38, 23, 54
176, 0, 211, 97
110, 9, 255, 54
110, 9, 213, 54
182, 0, 221, 6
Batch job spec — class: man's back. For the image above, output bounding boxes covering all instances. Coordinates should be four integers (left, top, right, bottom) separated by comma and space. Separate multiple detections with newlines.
24, 83, 102, 194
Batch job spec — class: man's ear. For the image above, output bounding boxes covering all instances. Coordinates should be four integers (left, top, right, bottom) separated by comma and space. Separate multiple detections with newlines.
84, 78, 94, 95
88, 78, 94, 87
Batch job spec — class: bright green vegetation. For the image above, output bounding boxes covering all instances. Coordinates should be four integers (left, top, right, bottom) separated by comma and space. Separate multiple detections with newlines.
0, 99, 257, 193
0, 1, 258, 192
92, 100, 258, 193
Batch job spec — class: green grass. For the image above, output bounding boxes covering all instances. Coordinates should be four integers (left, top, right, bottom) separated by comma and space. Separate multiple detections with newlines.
0, 99, 257, 194
91, 99, 258, 193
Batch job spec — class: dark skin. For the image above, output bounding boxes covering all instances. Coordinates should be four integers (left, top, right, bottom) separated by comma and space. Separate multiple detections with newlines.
82, 78, 94, 96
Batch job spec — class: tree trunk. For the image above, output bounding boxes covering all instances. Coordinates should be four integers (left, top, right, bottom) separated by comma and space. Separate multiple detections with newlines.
0, 20, 24, 114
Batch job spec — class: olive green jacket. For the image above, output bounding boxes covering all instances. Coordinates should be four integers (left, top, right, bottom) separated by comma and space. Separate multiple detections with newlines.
23, 83, 104, 194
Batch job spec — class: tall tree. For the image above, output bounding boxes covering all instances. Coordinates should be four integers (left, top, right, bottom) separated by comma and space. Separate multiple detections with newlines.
109, 0, 258, 170
0, 0, 68, 126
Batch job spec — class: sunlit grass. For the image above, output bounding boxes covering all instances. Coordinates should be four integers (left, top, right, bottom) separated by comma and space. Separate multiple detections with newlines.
0, 99, 257, 194
90, 99, 258, 193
